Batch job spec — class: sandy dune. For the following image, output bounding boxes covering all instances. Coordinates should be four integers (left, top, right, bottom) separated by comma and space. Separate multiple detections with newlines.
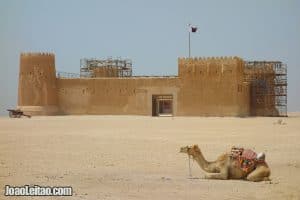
1, 115, 300, 200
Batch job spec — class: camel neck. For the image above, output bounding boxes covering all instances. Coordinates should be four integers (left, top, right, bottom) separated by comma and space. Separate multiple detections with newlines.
190, 151, 211, 171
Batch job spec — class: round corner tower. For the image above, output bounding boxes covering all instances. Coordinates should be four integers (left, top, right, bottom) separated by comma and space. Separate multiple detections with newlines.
18, 52, 59, 115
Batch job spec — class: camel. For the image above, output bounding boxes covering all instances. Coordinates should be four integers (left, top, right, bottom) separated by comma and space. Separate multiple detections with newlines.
180, 145, 271, 182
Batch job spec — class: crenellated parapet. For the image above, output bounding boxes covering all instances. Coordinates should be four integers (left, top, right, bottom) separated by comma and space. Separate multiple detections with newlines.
20, 52, 55, 68
178, 56, 242, 63
20, 52, 55, 56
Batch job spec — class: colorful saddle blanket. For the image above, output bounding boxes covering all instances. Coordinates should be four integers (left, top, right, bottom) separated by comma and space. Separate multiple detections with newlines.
230, 147, 260, 173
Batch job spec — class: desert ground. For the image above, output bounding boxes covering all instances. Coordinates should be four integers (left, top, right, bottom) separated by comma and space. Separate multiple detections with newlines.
0, 114, 300, 200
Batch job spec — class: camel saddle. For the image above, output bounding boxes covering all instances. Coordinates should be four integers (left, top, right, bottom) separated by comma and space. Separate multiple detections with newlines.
230, 147, 261, 173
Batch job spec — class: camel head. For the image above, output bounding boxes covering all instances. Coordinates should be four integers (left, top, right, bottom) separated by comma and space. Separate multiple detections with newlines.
179, 146, 190, 154
179, 144, 201, 156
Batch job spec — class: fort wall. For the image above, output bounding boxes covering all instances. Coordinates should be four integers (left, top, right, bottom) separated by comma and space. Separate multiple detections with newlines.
57, 77, 179, 115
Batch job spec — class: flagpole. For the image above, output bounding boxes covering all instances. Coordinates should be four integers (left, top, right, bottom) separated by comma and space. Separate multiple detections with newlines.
188, 24, 197, 58
188, 30, 191, 58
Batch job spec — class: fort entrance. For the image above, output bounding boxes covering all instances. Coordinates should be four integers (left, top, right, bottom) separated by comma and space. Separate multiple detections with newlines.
152, 95, 173, 116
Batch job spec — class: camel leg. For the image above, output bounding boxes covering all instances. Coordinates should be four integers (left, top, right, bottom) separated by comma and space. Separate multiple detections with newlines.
202, 163, 219, 173
246, 165, 271, 182
204, 172, 228, 180
204, 167, 228, 180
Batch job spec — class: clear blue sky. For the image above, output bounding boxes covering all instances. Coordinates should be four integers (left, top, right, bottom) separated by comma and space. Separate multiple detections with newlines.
0, 0, 299, 115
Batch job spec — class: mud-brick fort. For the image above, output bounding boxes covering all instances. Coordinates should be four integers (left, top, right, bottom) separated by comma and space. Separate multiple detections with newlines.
17, 53, 287, 117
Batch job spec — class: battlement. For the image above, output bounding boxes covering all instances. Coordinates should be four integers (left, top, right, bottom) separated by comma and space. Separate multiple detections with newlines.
20, 52, 55, 69
20, 52, 55, 57
178, 56, 243, 64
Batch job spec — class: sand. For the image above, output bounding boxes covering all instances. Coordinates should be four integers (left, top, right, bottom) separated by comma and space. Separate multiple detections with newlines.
1, 114, 300, 200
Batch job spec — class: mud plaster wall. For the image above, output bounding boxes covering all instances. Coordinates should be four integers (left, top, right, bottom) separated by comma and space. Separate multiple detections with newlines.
57, 78, 179, 115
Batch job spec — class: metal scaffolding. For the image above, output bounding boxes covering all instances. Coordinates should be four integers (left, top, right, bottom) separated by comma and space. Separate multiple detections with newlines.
80, 57, 132, 78
56, 71, 80, 78
244, 61, 287, 117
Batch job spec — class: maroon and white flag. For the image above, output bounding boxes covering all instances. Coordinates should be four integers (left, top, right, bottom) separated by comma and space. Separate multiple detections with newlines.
188, 24, 198, 33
